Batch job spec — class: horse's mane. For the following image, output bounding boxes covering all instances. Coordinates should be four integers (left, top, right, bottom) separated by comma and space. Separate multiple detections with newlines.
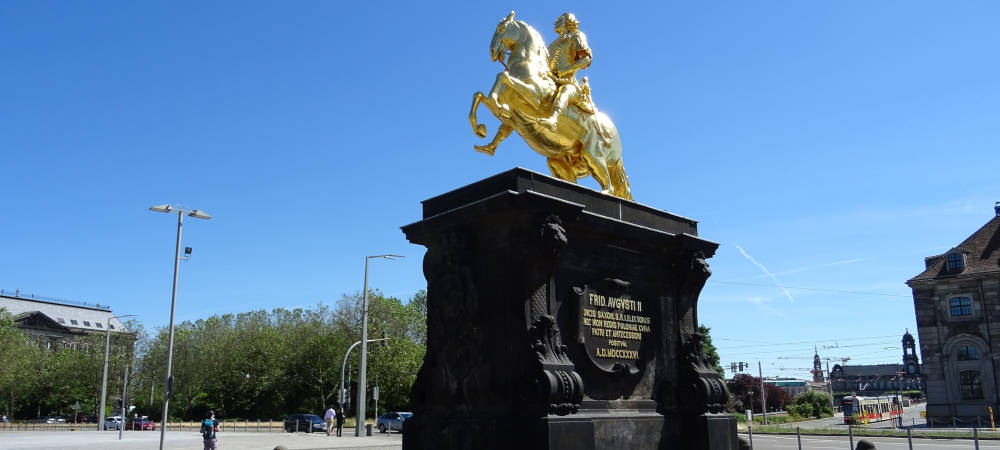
510, 19, 550, 72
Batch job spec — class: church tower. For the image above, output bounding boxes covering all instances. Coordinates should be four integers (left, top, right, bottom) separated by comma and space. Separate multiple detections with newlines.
811, 346, 825, 383
902, 329, 919, 375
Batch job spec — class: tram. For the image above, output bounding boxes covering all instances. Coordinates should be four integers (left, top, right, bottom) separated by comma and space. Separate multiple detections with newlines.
842, 395, 903, 424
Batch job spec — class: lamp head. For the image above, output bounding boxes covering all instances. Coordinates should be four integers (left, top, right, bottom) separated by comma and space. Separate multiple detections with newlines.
187, 209, 211, 220
149, 204, 174, 213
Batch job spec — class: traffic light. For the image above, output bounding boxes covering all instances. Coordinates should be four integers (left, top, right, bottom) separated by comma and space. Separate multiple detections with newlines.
381, 331, 389, 347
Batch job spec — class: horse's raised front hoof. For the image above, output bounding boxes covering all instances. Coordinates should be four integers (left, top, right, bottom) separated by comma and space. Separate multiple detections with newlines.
474, 124, 488, 138
473, 144, 496, 156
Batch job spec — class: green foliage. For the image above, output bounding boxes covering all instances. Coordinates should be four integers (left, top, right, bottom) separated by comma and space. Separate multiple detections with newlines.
131, 289, 427, 421
697, 325, 723, 375
0, 308, 136, 420
788, 390, 834, 419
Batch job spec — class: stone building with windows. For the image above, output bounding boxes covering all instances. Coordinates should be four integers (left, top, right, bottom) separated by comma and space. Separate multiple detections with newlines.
0, 290, 128, 349
827, 331, 924, 395
907, 203, 1000, 425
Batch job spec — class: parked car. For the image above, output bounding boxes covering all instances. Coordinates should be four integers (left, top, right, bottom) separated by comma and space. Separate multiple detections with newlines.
283, 414, 326, 433
0, 414, 8, 423
376, 411, 412, 433
126, 417, 156, 431
104, 416, 123, 430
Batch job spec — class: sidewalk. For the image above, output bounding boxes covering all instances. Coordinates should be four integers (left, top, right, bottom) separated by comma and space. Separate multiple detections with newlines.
0, 430, 403, 450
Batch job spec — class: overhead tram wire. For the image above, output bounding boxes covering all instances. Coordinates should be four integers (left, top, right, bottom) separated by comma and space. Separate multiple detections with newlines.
717, 341, 898, 358
707, 280, 910, 298
716, 334, 900, 349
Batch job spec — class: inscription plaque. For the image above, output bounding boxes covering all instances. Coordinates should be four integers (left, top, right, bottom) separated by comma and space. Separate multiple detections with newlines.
575, 283, 652, 375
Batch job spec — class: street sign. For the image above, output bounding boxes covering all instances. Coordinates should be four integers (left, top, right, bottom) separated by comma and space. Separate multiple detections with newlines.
73, 401, 80, 410
373, 386, 379, 401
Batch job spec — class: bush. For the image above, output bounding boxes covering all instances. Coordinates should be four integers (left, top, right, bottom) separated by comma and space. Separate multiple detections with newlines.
790, 391, 834, 419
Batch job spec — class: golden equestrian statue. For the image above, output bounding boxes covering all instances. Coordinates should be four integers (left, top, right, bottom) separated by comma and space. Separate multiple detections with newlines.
469, 11, 633, 200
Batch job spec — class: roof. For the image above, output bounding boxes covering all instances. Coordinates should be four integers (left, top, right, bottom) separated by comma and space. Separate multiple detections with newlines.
834, 364, 902, 378
909, 214, 1000, 282
0, 295, 128, 333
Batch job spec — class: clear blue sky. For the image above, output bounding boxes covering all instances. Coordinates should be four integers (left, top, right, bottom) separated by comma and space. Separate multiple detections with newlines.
2, 1, 998, 380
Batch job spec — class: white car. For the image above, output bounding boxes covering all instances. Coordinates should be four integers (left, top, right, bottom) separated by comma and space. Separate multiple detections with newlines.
104, 416, 123, 430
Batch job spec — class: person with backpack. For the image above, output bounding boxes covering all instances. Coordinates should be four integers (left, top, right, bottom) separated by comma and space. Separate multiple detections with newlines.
201, 410, 219, 450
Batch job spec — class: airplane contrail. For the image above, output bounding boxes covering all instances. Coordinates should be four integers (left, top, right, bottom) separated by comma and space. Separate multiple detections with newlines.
734, 244, 795, 303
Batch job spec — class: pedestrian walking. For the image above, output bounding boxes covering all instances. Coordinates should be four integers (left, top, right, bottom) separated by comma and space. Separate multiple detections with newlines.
336, 410, 345, 437
201, 410, 220, 450
324, 407, 336, 436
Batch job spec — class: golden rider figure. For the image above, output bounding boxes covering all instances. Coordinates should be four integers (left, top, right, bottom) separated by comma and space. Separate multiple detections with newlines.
539, 13, 593, 131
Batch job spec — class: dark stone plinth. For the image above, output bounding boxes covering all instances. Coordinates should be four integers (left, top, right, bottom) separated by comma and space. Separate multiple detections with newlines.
401, 168, 737, 450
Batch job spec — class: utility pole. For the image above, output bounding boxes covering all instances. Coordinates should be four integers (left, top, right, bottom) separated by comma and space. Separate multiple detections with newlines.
757, 362, 767, 423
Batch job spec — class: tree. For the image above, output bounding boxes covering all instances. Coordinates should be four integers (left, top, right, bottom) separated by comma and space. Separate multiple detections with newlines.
787, 390, 834, 419
697, 325, 724, 375
0, 309, 39, 420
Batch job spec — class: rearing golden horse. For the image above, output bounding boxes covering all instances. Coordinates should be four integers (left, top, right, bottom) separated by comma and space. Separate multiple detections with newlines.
469, 12, 633, 201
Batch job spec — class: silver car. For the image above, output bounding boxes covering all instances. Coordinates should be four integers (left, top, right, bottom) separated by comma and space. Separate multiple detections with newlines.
376, 412, 412, 433
104, 416, 123, 430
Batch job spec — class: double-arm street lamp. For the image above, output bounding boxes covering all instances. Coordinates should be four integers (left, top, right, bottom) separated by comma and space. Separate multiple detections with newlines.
356, 254, 402, 436
98, 314, 134, 431
149, 204, 210, 450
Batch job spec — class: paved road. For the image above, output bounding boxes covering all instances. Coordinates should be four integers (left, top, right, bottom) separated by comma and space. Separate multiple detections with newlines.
0, 430, 403, 450
745, 433, 1000, 449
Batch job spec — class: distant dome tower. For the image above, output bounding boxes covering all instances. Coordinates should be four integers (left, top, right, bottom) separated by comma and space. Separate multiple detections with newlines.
812, 346, 825, 383
902, 329, 919, 375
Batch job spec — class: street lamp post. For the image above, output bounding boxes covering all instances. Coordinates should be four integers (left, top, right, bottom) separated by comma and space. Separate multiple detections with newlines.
149, 204, 210, 450
355, 254, 401, 437
119, 337, 136, 440
98, 314, 134, 431
339, 335, 390, 413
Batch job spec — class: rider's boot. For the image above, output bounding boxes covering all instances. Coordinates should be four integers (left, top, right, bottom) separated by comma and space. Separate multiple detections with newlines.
539, 87, 570, 131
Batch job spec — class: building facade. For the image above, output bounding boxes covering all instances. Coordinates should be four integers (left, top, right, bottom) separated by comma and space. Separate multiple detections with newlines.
764, 378, 811, 397
828, 331, 924, 395
907, 203, 1000, 425
0, 290, 128, 348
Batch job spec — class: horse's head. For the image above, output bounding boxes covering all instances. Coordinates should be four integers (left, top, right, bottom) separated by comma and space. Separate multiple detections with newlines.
489, 11, 521, 64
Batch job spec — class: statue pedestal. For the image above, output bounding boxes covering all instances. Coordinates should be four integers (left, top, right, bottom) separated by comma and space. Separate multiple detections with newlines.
401, 168, 738, 450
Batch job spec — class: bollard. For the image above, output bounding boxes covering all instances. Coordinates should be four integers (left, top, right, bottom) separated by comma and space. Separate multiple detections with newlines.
848, 424, 854, 450
796, 427, 802, 450
979, 417, 983, 429
257, 419, 260, 432
953, 417, 957, 428
748, 425, 753, 449
366, 423, 373, 436
975, 427, 980, 450
245, 419, 248, 432
269, 419, 272, 432
296, 419, 299, 432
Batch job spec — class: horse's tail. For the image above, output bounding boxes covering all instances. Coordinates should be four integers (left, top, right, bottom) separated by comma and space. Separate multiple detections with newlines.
609, 159, 633, 201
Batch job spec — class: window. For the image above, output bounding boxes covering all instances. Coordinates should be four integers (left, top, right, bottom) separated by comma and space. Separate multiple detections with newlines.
961, 370, 984, 400
958, 345, 980, 361
908, 364, 916, 374
950, 297, 973, 316
56, 318, 65, 324
96, 322, 103, 328
70, 319, 78, 325
110, 324, 115, 330
83, 321, 91, 327
947, 253, 966, 271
